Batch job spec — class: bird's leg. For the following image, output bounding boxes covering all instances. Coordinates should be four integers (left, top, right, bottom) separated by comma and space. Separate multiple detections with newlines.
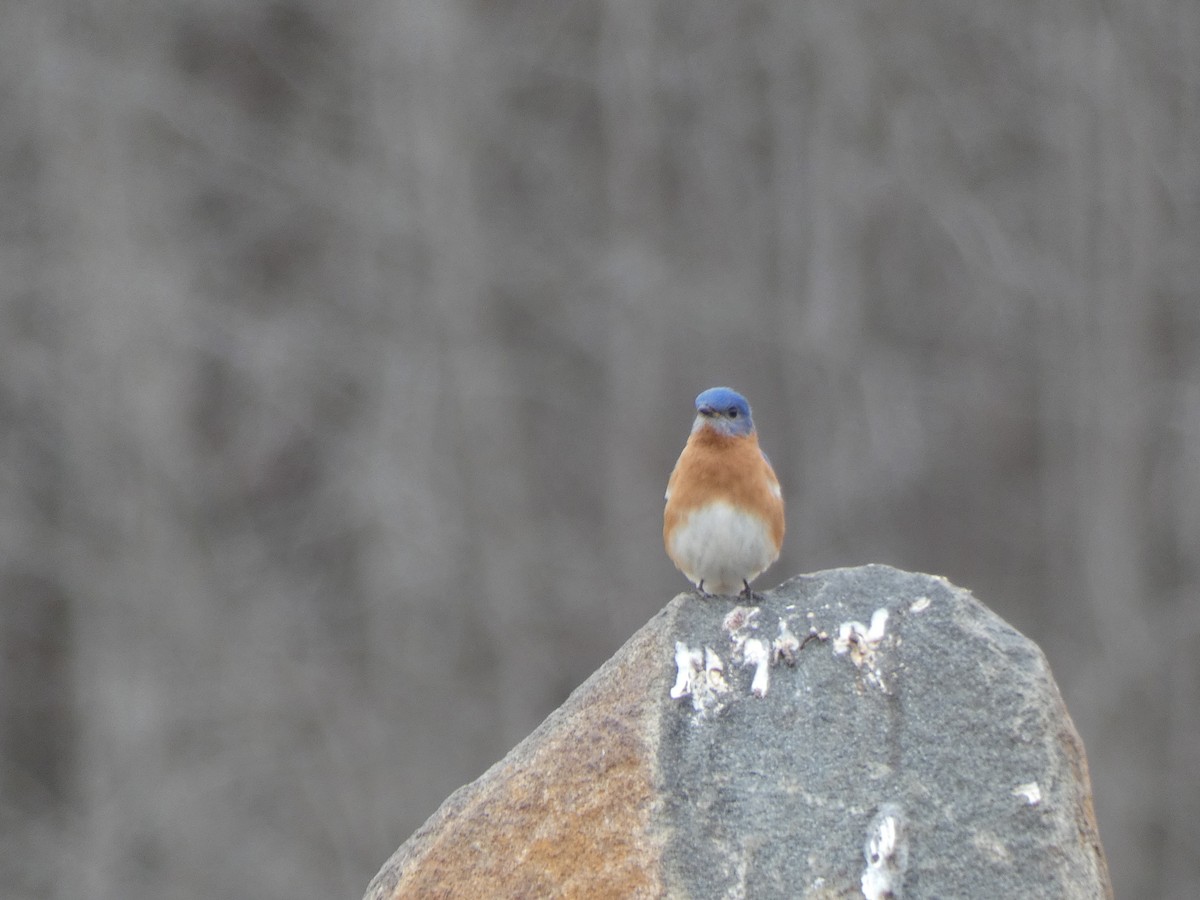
695, 580, 716, 598
739, 580, 765, 604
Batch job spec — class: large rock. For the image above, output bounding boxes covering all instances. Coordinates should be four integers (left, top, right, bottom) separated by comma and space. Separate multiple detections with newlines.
364, 565, 1111, 899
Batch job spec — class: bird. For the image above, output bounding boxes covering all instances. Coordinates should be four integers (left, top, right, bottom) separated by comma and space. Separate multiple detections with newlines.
663, 387, 785, 600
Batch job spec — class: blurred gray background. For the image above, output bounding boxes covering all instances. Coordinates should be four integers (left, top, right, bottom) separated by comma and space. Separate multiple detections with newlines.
3, 0, 1197, 897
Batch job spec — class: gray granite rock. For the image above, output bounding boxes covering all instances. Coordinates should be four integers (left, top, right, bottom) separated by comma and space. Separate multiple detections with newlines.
364, 565, 1111, 899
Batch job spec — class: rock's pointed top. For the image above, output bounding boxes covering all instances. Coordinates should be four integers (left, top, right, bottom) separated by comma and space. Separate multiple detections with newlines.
365, 565, 1111, 900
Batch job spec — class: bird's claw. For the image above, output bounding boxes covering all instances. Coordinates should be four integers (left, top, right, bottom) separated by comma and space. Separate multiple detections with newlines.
739, 581, 765, 604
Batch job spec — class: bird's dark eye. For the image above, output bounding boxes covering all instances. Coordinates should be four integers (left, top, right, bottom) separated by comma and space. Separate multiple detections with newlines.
728, 407, 739, 417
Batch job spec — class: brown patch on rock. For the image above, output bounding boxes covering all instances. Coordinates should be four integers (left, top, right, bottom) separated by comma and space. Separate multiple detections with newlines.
364, 618, 671, 900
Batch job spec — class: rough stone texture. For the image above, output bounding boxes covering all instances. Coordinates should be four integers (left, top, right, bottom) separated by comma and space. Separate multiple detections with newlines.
362, 610, 672, 900
364, 565, 1111, 899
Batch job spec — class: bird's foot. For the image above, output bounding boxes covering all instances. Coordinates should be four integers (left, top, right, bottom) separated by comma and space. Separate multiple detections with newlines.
739, 580, 766, 604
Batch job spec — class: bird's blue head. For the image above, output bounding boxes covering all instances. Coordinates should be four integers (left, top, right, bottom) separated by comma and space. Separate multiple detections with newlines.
693, 386, 755, 437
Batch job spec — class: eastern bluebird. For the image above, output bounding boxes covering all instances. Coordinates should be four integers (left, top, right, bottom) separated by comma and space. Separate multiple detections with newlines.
664, 387, 785, 600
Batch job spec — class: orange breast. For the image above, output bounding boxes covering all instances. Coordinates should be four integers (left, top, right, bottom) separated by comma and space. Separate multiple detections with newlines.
664, 428, 785, 551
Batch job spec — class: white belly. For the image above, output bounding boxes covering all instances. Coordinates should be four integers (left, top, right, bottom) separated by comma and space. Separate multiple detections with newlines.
668, 501, 778, 594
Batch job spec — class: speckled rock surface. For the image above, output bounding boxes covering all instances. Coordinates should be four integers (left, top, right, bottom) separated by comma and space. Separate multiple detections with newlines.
364, 565, 1111, 899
